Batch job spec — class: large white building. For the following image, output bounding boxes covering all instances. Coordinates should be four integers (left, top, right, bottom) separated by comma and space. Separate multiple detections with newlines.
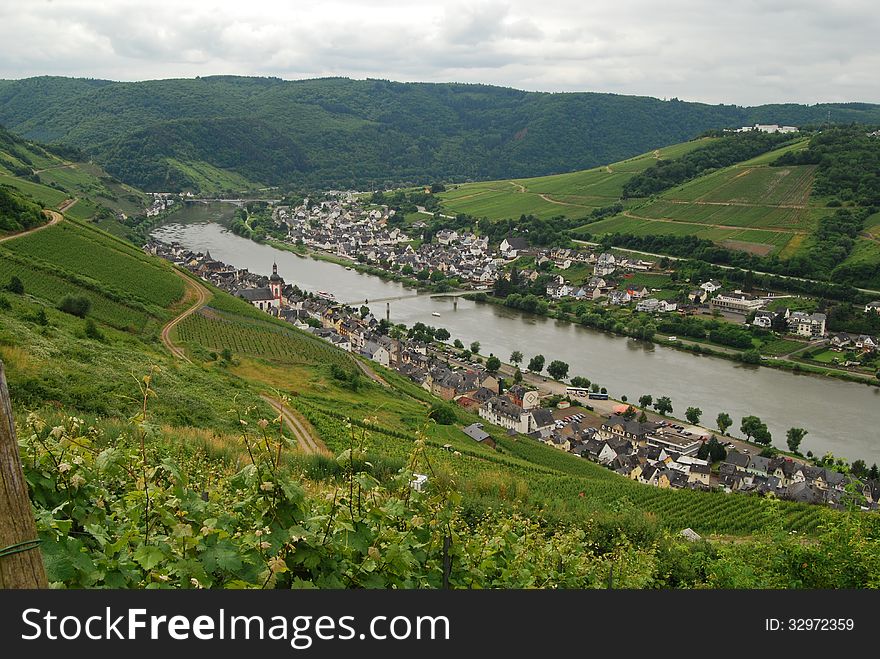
788, 311, 827, 338
709, 290, 764, 314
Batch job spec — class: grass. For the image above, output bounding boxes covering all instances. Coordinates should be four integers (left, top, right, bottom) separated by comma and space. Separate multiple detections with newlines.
580, 213, 797, 255
2, 219, 186, 308
437, 138, 715, 221
174, 307, 353, 369
166, 158, 260, 194
0, 174, 68, 207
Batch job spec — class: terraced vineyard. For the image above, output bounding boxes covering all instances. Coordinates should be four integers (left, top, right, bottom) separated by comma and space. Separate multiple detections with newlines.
174, 307, 355, 368
577, 138, 828, 257
292, 395, 829, 536
437, 139, 716, 221
4, 219, 186, 307
0, 219, 186, 330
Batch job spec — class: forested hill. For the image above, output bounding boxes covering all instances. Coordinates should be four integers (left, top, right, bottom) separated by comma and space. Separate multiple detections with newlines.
2, 75, 880, 192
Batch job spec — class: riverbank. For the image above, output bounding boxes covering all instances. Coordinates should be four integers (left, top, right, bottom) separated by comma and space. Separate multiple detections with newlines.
464, 292, 880, 389
265, 238, 467, 299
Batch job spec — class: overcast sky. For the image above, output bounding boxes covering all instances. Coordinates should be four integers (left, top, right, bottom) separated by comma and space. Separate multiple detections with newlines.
1, 0, 878, 105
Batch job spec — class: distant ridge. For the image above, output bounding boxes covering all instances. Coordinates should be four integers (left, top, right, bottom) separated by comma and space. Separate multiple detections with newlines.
1, 75, 878, 192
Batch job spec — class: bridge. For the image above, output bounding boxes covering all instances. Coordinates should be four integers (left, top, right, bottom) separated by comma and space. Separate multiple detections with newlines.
186, 198, 283, 207
340, 291, 472, 306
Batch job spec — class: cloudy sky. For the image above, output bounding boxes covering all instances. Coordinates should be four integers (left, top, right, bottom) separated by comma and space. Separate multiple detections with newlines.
1, 0, 878, 105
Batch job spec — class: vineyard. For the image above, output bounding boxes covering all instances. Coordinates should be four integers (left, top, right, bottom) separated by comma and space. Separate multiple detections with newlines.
288, 396, 830, 536
0, 246, 156, 331
2, 219, 186, 308
174, 307, 354, 369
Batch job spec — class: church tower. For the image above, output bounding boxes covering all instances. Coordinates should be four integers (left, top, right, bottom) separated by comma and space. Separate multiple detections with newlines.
269, 262, 284, 304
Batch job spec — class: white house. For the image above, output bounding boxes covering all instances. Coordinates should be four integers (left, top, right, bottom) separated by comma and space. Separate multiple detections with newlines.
479, 396, 534, 434
700, 280, 722, 294
787, 311, 827, 338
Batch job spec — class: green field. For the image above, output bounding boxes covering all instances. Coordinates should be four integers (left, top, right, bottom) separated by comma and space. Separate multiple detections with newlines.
437, 139, 716, 221
582, 214, 798, 255
174, 307, 354, 369
0, 219, 185, 330
577, 150, 828, 256
165, 158, 260, 194
0, 173, 68, 207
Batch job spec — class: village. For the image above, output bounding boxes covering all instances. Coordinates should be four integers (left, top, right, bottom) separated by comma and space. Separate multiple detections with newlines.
145, 236, 880, 513
274, 196, 503, 289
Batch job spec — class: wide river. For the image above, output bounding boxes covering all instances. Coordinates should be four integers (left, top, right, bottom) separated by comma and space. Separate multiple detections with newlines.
153, 203, 880, 463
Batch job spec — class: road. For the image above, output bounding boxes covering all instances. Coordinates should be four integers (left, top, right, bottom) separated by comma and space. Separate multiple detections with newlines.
0, 209, 63, 244
572, 239, 880, 296
160, 270, 211, 362
260, 394, 329, 456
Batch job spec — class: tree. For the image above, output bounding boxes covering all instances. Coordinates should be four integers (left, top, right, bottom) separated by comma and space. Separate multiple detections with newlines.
435, 328, 450, 341
57, 295, 92, 318
428, 402, 457, 425
590, 383, 600, 393
453, 339, 464, 349
600, 387, 607, 394
429, 270, 445, 282
638, 411, 648, 423
485, 356, 501, 373
850, 459, 868, 478
6, 276, 23, 295
786, 428, 808, 454
740, 415, 771, 445
513, 368, 523, 384
716, 412, 732, 435
527, 354, 545, 373
570, 376, 590, 388
622, 406, 637, 421
653, 396, 673, 416
869, 464, 879, 480
510, 350, 523, 366
685, 407, 702, 425
221, 348, 233, 362
638, 394, 653, 409
547, 360, 569, 380
470, 341, 481, 355
359, 305, 370, 318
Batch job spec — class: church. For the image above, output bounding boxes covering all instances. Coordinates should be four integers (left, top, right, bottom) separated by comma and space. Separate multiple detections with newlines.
236, 263, 284, 312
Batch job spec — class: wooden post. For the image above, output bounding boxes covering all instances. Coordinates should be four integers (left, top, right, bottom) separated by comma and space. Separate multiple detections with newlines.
0, 360, 48, 588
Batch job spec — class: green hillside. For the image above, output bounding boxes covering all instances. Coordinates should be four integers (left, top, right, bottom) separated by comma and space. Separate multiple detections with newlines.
438, 138, 717, 220
4, 212, 876, 588
0, 124, 148, 226
3, 76, 880, 192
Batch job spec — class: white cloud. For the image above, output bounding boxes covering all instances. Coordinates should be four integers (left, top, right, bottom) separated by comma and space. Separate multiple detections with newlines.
0, 0, 877, 104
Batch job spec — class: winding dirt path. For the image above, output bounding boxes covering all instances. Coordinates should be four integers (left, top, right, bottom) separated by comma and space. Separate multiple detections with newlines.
56, 197, 79, 213
352, 356, 389, 387
260, 394, 329, 456
0, 209, 63, 243
160, 271, 211, 363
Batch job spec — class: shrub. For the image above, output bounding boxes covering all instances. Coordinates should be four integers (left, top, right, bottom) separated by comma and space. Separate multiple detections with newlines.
57, 295, 92, 317
428, 402, 457, 425
7, 275, 24, 294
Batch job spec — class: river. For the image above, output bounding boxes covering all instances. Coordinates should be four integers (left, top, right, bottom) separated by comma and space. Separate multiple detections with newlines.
153, 203, 880, 463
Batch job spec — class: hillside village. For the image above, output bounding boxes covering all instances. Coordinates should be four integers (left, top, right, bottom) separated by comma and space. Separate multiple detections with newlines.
146, 239, 880, 512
